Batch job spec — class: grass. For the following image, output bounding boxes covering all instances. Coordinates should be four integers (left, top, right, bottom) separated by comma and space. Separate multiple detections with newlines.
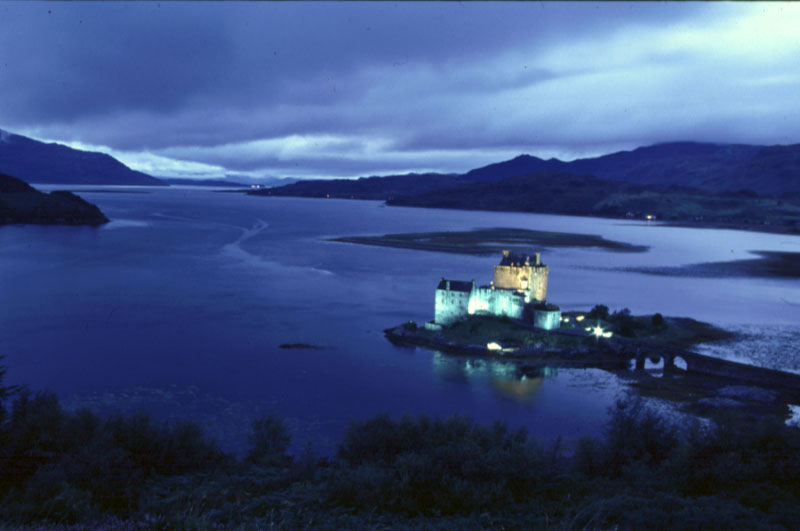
4, 388, 800, 529
419, 309, 733, 351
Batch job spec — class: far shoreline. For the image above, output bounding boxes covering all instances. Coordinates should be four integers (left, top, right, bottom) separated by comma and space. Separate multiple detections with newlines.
249, 190, 800, 237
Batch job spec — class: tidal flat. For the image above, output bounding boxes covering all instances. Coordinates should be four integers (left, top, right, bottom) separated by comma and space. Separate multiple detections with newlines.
623, 250, 800, 279
330, 227, 648, 254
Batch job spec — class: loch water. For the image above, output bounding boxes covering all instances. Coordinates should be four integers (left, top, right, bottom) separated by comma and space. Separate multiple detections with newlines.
2, 186, 799, 454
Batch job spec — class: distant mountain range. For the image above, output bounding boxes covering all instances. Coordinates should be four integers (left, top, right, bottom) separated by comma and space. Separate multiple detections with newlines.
160, 178, 249, 188
2, 126, 799, 225
0, 129, 166, 186
0, 172, 108, 225
253, 141, 800, 231
261, 172, 460, 200
459, 142, 800, 196
0, 129, 304, 188
257, 141, 800, 199
159, 176, 300, 188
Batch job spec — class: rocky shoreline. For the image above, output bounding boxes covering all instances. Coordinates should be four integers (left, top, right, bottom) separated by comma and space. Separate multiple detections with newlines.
385, 322, 629, 369
385, 317, 800, 419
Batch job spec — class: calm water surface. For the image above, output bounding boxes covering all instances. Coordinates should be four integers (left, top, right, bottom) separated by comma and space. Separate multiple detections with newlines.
2, 187, 799, 454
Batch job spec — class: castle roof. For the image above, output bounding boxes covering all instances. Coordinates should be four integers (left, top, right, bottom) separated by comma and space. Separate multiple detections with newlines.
499, 252, 532, 266
497, 249, 545, 267
436, 279, 473, 292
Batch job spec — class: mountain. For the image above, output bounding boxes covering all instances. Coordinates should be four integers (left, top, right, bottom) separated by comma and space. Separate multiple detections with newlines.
224, 175, 300, 187
388, 171, 800, 230
458, 142, 800, 196
392, 171, 630, 214
0, 129, 166, 186
259, 141, 800, 202
564, 142, 763, 190
458, 142, 768, 192
250, 172, 458, 200
161, 178, 249, 188
0, 172, 109, 225
460, 154, 566, 183
709, 144, 800, 196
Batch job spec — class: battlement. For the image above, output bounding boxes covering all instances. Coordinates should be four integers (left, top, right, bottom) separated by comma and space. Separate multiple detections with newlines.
499, 250, 542, 267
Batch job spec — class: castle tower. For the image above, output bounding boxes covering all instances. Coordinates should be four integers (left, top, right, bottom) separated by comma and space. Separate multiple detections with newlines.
493, 250, 548, 302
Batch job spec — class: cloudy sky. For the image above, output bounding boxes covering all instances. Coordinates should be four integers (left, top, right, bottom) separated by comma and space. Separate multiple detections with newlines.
1, 2, 799, 180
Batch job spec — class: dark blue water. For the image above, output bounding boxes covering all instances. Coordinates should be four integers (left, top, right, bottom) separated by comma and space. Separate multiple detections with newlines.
2, 187, 799, 454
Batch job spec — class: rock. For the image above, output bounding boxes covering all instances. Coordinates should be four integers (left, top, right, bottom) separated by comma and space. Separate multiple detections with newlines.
696, 397, 744, 409
279, 343, 325, 350
718, 385, 779, 404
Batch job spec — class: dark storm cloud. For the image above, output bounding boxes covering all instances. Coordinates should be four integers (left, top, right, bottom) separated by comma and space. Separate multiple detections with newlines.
1, 2, 798, 179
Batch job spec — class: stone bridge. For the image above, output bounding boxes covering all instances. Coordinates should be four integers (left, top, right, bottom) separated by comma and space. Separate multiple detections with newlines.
631, 344, 800, 400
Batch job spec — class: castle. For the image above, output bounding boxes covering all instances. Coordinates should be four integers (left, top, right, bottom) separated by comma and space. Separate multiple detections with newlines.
429, 250, 561, 331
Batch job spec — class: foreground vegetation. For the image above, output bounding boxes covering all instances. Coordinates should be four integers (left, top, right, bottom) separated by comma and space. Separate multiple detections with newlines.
2, 360, 800, 529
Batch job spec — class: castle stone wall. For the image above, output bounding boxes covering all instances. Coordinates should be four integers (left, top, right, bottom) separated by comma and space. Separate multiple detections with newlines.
435, 281, 473, 325
433, 251, 553, 327
533, 308, 561, 330
493, 252, 549, 302
481, 287, 525, 320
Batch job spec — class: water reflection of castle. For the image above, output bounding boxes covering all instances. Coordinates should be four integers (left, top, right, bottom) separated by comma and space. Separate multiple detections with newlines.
432, 351, 558, 402
428, 251, 561, 330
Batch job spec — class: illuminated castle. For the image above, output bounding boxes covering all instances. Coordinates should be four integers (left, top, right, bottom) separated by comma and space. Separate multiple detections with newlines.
431, 250, 560, 330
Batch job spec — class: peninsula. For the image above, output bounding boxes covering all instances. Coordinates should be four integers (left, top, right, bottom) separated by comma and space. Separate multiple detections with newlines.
0, 173, 109, 226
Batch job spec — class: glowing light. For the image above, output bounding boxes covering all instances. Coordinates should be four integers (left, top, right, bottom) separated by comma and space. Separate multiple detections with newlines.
585, 327, 592, 332
487, 342, 503, 351
576, 315, 585, 322
603, 331, 613, 338
592, 325, 604, 337
561, 316, 570, 323
646, 214, 655, 221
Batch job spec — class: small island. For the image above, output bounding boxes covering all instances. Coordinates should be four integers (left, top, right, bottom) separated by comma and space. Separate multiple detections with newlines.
0, 172, 108, 226
386, 250, 800, 417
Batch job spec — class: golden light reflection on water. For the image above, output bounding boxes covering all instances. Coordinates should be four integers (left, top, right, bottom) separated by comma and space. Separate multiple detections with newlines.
431, 351, 558, 402
491, 376, 543, 402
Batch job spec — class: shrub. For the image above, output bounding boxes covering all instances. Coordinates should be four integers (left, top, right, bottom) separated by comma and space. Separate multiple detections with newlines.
2, 390, 67, 488
0, 363, 230, 517
587, 304, 609, 320
651, 312, 665, 327
402, 321, 417, 331
575, 397, 679, 479
246, 414, 291, 467
332, 415, 548, 514
610, 308, 637, 337
0, 357, 19, 429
